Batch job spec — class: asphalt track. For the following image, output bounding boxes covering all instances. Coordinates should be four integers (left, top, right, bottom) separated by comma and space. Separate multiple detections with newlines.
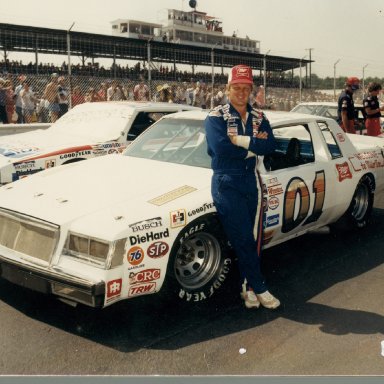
1, 196, 384, 376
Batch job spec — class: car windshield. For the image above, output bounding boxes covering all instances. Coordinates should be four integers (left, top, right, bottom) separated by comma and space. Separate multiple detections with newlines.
49, 105, 133, 141
124, 118, 210, 168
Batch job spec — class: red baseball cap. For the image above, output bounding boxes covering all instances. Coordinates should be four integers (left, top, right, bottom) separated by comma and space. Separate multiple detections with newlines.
228, 65, 253, 85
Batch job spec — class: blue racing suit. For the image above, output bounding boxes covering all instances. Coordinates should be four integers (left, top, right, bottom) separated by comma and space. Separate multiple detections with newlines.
205, 103, 276, 293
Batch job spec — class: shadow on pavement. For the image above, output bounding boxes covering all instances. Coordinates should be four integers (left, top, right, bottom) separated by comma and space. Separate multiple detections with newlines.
1, 207, 384, 352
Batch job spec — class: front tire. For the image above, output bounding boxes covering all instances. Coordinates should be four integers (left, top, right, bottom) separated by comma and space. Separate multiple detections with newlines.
165, 214, 234, 304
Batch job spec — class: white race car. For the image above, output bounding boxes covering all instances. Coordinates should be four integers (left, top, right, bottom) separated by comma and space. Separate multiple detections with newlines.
0, 110, 383, 308
0, 101, 198, 185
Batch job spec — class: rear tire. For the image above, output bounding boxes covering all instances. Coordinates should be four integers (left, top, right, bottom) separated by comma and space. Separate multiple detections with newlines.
334, 175, 374, 230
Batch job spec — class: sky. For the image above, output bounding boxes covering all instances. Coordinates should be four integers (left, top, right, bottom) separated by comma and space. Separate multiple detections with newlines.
2, 0, 384, 79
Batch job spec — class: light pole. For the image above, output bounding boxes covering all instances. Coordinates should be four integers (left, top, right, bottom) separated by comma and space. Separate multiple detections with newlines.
306, 48, 313, 88
211, 43, 219, 109
333, 59, 340, 101
299, 55, 306, 103
263, 50, 270, 106
67, 22, 75, 109
362, 64, 369, 95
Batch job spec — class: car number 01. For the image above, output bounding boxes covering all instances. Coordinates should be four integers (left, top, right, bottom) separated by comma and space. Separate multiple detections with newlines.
282, 170, 325, 233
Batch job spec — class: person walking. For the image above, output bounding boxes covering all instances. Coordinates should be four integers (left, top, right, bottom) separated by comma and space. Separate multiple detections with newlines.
337, 77, 360, 134
363, 82, 384, 137
205, 64, 280, 310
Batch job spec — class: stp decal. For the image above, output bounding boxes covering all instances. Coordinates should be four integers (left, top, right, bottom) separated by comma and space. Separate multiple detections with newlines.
147, 241, 169, 258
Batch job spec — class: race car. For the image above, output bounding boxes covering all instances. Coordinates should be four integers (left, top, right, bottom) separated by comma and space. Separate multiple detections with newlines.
0, 109, 383, 308
0, 101, 198, 185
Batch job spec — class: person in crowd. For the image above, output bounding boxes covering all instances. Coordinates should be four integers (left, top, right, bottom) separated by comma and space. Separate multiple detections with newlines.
43, 73, 60, 123
158, 84, 173, 102
20, 81, 37, 123
14, 75, 26, 124
0, 78, 9, 124
205, 64, 280, 310
4, 79, 15, 123
71, 86, 85, 107
97, 82, 108, 101
363, 82, 384, 137
133, 76, 150, 101
57, 76, 69, 117
337, 77, 360, 134
107, 80, 126, 101
85, 87, 102, 102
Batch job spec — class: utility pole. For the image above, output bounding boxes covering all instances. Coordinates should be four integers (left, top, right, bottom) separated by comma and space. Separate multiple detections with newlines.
333, 59, 340, 101
306, 48, 313, 88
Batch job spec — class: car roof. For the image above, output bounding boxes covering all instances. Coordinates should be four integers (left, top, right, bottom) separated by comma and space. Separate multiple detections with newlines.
71, 101, 199, 113
162, 109, 333, 126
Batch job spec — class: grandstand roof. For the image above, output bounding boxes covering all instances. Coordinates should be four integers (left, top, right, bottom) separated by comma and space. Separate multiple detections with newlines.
0, 23, 312, 72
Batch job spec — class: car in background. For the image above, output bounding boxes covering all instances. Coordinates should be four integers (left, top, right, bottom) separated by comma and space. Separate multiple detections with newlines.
0, 101, 199, 185
0, 109, 383, 309
290, 102, 368, 134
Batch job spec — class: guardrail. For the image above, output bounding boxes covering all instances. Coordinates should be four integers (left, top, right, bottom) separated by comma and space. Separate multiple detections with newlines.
0, 123, 51, 136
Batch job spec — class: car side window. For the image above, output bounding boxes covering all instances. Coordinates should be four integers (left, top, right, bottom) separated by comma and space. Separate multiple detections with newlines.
263, 124, 315, 171
127, 112, 170, 141
317, 121, 343, 159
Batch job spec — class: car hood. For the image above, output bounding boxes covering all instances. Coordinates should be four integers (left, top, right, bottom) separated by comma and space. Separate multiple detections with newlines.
0, 128, 105, 163
0, 155, 212, 236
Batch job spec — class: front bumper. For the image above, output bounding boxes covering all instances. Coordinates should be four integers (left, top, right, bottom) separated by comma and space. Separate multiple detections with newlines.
0, 255, 105, 308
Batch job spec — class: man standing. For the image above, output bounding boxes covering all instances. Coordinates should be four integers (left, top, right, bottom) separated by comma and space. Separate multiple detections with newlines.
205, 64, 280, 310
363, 82, 384, 137
337, 77, 360, 134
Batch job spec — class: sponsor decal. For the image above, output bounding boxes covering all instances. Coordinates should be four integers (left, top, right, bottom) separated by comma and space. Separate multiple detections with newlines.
263, 230, 275, 245
59, 150, 91, 160
129, 268, 160, 285
336, 133, 345, 142
148, 185, 197, 206
187, 202, 215, 217
106, 278, 122, 301
14, 161, 36, 170
265, 214, 280, 228
147, 241, 169, 258
267, 184, 284, 196
128, 282, 156, 297
45, 159, 56, 168
127, 245, 145, 266
12, 168, 44, 181
128, 217, 162, 232
129, 228, 169, 246
107, 149, 119, 154
268, 196, 279, 210
266, 177, 279, 186
335, 162, 353, 182
170, 209, 186, 228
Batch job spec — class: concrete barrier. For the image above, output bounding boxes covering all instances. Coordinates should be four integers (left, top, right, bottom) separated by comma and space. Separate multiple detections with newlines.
0, 123, 51, 136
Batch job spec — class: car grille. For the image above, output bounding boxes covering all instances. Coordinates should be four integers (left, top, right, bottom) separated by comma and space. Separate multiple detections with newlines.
0, 209, 59, 263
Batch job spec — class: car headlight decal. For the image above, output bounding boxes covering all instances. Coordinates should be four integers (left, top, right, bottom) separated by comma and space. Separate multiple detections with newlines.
64, 233, 126, 269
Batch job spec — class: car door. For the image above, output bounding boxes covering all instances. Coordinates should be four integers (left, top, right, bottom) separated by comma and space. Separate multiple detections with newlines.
260, 121, 338, 248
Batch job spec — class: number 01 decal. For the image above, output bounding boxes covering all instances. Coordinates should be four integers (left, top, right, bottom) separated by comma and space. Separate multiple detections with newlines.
282, 170, 325, 233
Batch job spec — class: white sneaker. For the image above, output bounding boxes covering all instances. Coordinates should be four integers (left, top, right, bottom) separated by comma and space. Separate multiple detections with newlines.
240, 289, 260, 309
256, 290, 280, 309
